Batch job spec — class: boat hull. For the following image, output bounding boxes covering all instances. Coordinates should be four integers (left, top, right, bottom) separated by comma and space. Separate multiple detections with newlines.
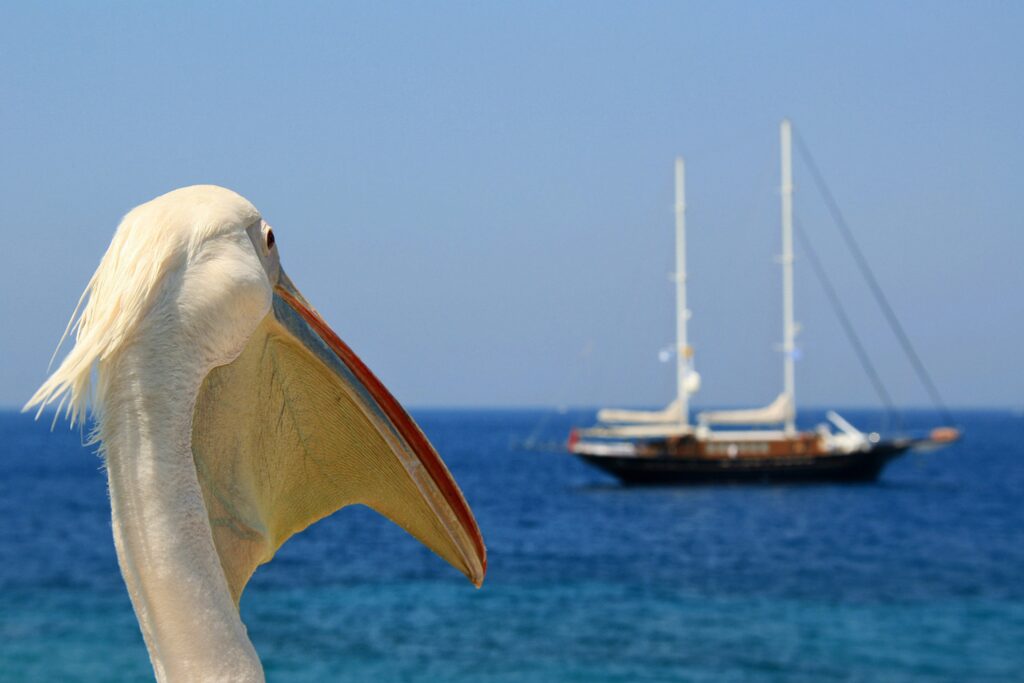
574, 440, 912, 485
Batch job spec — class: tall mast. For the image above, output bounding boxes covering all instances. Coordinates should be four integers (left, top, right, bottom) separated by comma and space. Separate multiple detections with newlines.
675, 157, 690, 427
780, 120, 797, 434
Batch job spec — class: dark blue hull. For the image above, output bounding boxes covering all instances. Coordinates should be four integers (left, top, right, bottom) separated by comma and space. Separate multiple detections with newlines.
575, 440, 913, 485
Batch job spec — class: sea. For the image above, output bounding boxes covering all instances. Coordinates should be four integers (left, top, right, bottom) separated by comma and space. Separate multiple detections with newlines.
1, 408, 1021, 682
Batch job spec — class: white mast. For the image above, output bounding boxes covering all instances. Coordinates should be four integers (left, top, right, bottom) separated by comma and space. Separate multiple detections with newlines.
675, 157, 690, 427
780, 120, 797, 434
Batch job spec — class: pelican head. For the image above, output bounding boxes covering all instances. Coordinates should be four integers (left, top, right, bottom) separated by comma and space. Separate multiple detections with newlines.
26, 185, 486, 682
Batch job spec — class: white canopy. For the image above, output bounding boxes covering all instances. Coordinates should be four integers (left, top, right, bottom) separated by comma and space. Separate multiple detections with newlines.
697, 392, 793, 426
577, 423, 693, 440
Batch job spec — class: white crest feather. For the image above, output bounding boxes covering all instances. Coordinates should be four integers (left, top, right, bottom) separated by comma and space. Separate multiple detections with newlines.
25, 185, 260, 428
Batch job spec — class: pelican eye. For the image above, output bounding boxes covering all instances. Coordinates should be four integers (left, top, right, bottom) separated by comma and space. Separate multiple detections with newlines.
266, 229, 275, 250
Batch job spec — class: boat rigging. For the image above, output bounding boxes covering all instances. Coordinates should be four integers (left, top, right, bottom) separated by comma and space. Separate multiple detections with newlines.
568, 120, 960, 484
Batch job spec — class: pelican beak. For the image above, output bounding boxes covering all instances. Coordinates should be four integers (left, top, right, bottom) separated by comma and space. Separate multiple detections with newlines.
193, 268, 485, 598
266, 270, 487, 587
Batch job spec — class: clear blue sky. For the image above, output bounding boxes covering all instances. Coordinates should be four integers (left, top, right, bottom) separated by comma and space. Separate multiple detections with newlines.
1, 2, 1020, 410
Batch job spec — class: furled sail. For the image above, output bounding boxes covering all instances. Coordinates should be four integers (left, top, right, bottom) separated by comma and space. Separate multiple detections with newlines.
697, 392, 793, 426
598, 398, 683, 425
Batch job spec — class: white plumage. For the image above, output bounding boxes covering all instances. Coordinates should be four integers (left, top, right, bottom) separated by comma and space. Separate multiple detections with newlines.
29, 186, 263, 427
27, 186, 485, 682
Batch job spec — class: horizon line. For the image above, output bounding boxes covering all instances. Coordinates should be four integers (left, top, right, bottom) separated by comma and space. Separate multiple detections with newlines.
1, 403, 1018, 415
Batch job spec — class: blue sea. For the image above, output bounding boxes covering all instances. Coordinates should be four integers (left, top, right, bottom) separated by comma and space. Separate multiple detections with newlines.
1, 408, 1022, 682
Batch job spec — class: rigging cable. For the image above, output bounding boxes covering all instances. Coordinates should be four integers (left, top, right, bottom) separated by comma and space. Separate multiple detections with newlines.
794, 216, 900, 431
793, 130, 954, 426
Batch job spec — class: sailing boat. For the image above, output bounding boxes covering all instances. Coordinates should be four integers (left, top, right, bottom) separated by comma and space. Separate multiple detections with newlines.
568, 120, 960, 484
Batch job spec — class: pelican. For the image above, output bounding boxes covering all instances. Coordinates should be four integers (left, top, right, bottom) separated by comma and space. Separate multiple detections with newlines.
25, 186, 486, 682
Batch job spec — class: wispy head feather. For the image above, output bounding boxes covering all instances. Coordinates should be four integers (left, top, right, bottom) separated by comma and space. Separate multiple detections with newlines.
25, 185, 260, 428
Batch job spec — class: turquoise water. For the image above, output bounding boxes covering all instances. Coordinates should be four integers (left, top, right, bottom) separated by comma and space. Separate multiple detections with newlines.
1, 409, 1022, 681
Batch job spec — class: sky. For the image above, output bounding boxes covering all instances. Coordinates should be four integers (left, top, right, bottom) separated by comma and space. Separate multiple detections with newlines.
1, 2, 1020, 411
